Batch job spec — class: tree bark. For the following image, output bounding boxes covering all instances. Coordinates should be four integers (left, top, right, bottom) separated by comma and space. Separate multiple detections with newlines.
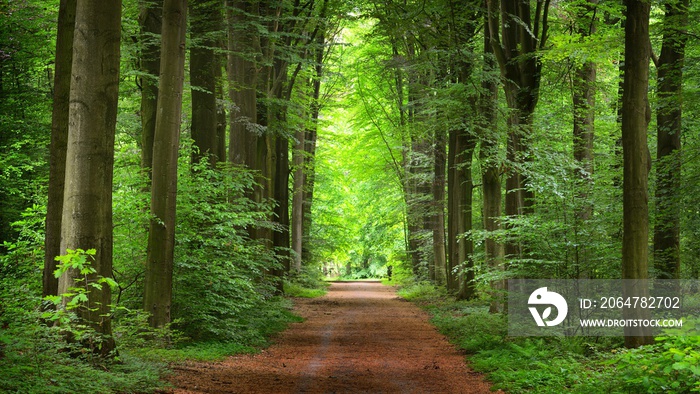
270, 49, 292, 286
216, 51, 228, 163
143, 0, 187, 329
57, 0, 122, 355
432, 124, 447, 286
654, 0, 687, 280
293, 30, 326, 271
292, 122, 305, 272
227, 0, 259, 169
487, 0, 550, 259
480, 12, 504, 311
571, 0, 597, 277
621, 0, 654, 347
190, 0, 222, 166
138, 0, 162, 172
44, 0, 76, 299
447, 128, 476, 299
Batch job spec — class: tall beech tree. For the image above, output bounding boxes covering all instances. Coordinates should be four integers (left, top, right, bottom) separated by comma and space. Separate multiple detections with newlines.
654, 0, 689, 280
226, 0, 260, 170
480, 6, 504, 311
571, 0, 598, 277
293, 28, 328, 272
190, 0, 224, 166
57, 0, 122, 355
43, 0, 76, 299
620, 0, 653, 347
487, 0, 550, 258
143, 0, 187, 329
138, 0, 162, 173
444, 0, 481, 299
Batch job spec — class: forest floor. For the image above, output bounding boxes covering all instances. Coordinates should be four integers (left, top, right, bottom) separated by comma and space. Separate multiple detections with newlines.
169, 281, 500, 393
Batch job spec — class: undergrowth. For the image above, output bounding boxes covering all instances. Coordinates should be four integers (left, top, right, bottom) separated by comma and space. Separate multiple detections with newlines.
0, 294, 303, 393
284, 266, 330, 298
398, 281, 700, 394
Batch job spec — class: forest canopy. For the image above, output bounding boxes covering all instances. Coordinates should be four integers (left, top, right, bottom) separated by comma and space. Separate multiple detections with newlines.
1, 0, 699, 392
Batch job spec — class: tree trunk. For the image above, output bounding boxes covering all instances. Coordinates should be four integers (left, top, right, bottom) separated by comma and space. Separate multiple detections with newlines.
571, 0, 597, 277
293, 30, 326, 270
57, 0, 122, 355
487, 0, 549, 259
301, 121, 319, 264
432, 126, 447, 285
138, 0, 162, 172
190, 0, 222, 166
621, 0, 654, 347
654, 0, 687, 280
227, 0, 259, 169
447, 126, 476, 299
480, 13, 504, 311
43, 0, 76, 300
143, 0, 187, 329
216, 52, 228, 163
291, 124, 305, 272
271, 52, 291, 288
572, 61, 596, 206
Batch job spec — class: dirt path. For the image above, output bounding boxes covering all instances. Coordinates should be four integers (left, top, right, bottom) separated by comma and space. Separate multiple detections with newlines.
170, 281, 499, 393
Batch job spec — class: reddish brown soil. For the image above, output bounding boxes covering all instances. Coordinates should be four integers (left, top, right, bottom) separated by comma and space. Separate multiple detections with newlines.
169, 281, 500, 393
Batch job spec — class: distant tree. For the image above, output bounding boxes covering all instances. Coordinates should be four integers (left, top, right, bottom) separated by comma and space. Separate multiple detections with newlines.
444, 0, 481, 299
190, 0, 224, 166
138, 0, 162, 173
571, 0, 598, 277
486, 0, 550, 258
226, 0, 259, 169
57, 0, 122, 355
654, 0, 689, 280
292, 30, 327, 272
620, 0, 654, 347
43, 0, 76, 299
480, 5, 503, 311
144, 0, 187, 329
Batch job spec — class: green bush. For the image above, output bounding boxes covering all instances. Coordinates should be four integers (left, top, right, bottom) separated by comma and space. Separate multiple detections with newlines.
171, 158, 281, 342
397, 281, 447, 302
603, 321, 700, 393
397, 283, 700, 394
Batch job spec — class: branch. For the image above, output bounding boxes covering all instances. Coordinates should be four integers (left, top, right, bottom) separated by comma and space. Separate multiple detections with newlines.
355, 67, 404, 184
486, 0, 507, 70
650, 37, 659, 68
539, 0, 551, 49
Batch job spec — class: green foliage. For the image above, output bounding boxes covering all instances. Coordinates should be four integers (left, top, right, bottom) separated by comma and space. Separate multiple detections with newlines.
305, 18, 409, 278
0, 212, 165, 393
397, 281, 448, 303
285, 266, 329, 297
0, 323, 165, 394
284, 282, 327, 298
603, 321, 700, 393
0, 0, 55, 247
400, 281, 700, 394
171, 154, 283, 342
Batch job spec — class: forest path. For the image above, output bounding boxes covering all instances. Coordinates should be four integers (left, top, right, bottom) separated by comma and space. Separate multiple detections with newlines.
170, 281, 499, 393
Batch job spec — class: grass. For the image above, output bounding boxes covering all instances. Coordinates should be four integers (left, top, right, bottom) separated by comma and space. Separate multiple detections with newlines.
284, 281, 328, 298
397, 281, 700, 394
0, 295, 305, 393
